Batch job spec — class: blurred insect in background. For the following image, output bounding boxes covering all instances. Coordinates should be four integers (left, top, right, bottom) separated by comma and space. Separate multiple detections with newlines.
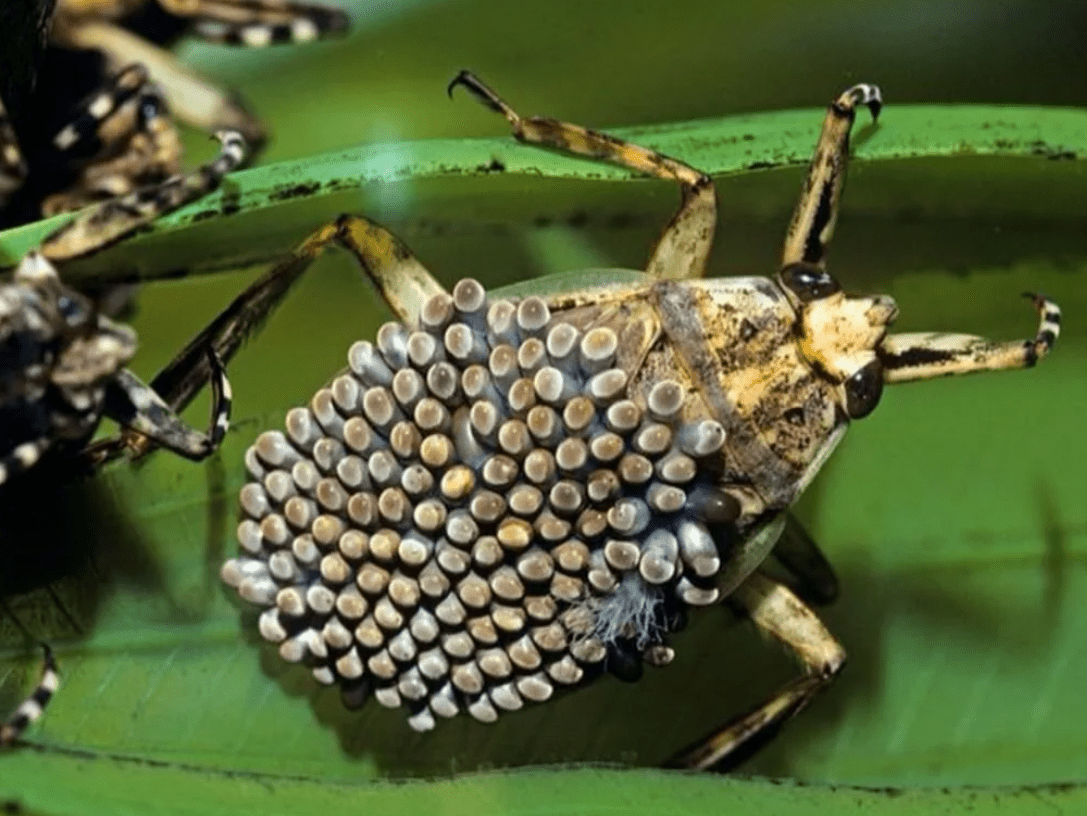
0, 0, 350, 753
1, 0, 349, 238
0, 128, 250, 747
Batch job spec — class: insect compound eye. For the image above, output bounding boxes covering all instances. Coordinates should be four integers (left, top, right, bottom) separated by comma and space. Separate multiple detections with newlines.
844, 359, 884, 419
56, 293, 89, 329
138, 94, 164, 127
779, 262, 841, 303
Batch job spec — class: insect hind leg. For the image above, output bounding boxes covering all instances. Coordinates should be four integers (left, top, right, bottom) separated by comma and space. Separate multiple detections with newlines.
664, 572, 845, 771
448, 70, 716, 283
97, 214, 440, 463
87, 350, 232, 466
1, 645, 59, 747
39, 129, 246, 262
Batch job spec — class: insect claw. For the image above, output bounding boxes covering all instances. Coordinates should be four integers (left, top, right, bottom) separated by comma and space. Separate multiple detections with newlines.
446, 70, 510, 117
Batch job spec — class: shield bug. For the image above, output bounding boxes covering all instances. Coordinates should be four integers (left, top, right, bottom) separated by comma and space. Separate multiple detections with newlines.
1, 0, 349, 231
207, 74, 1059, 767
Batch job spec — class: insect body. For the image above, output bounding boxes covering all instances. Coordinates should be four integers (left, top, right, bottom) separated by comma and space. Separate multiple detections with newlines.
211, 73, 1053, 768
0, 130, 252, 747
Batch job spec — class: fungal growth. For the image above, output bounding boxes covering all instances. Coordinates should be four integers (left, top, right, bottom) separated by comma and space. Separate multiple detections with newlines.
222, 280, 739, 730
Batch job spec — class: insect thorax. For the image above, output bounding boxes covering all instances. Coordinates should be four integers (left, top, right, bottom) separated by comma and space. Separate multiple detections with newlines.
647, 276, 849, 515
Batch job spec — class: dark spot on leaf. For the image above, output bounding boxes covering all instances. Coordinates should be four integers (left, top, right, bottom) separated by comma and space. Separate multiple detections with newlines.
268, 182, 322, 202
219, 188, 241, 216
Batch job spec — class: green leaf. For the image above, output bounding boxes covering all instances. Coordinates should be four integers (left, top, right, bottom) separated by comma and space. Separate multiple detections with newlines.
2, 103, 1085, 284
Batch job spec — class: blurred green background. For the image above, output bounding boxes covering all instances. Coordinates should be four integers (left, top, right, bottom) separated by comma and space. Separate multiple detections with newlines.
1, 0, 1086, 809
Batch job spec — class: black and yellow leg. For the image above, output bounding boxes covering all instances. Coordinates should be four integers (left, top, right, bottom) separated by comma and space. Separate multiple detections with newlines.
1, 645, 59, 747
0, 95, 27, 207
93, 214, 442, 463
781, 84, 881, 269
448, 70, 717, 283
42, 63, 182, 216
881, 293, 1061, 382
665, 572, 845, 771
91, 348, 233, 465
54, 20, 268, 151
158, 0, 350, 47
39, 129, 245, 262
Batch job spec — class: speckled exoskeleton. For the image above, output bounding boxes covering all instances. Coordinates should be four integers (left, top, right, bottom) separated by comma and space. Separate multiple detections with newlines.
214, 73, 1059, 770
1, 0, 348, 231
0, 131, 250, 747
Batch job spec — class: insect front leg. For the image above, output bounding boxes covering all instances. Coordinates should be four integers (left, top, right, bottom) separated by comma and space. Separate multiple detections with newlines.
780, 83, 882, 270
664, 572, 845, 771
0, 645, 59, 747
41, 63, 182, 216
448, 70, 716, 283
880, 293, 1060, 381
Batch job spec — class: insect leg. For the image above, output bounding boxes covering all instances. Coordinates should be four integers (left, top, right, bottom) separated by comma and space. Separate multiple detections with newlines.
0, 645, 59, 747
39, 129, 246, 262
0, 94, 27, 208
53, 20, 267, 152
95, 214, 442, 462
664, 572, 845, 771
41, 63, 182, 216
771, 514, 839, 605
881, 294, 1060, 382
156, 0, 350, 47
93, 349, 232, 463
0, 438, 53, 487
780, 84, 882, 269
448, 70, 716, 283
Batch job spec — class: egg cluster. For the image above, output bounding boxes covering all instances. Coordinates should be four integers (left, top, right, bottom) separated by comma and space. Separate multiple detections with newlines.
222, 279, 739, 731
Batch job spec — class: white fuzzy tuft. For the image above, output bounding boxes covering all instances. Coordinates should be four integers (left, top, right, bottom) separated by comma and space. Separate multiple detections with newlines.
588, 571, 664, 649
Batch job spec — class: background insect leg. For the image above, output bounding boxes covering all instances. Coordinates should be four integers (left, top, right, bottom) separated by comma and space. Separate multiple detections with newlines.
0, 645, 59, 747
53, 20, 268, 151
448, 70, 716, 283
664, 572, 845, 771
40, 63, 182, 216
0, 95, 27, 208
158, 0, 350, 47
39, 129, 245, 262
780, 84, 882, 269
